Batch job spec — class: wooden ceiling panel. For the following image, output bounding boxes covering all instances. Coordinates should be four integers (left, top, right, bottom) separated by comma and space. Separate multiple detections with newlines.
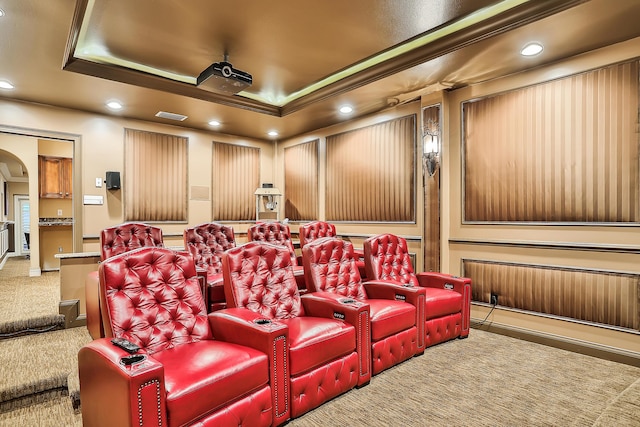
81, 0, 501, 95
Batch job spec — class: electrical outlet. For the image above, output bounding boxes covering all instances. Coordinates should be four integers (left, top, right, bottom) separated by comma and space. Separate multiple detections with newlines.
57, 209, 62, 216
58, 246, 63, 253
490, 292, 498, 306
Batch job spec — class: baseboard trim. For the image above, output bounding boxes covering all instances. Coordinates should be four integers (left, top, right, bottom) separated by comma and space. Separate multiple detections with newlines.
58, 300, 86, 329
472, 320, 640, 368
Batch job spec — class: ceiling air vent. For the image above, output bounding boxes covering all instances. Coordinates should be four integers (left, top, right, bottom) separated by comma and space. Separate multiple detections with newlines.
155, 111, 188, 121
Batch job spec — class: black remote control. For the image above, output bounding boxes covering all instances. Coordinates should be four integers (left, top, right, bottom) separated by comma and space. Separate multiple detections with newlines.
111, 338, 141, 354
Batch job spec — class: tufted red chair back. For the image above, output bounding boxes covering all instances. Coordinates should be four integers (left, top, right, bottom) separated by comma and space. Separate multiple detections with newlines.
184, 222, 236, 276
247, 222, 298, 266
302, 237, 366, 299
99, 247, 212, 355
298, 221, 336, 248
364, 233, 420, 286
223, 241, 303, 320
100, 222, 164, 261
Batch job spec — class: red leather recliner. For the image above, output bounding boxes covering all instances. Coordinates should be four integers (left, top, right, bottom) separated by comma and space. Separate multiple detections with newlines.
247, 222, 307, 293
85, 222, 164, 339
78, 247, 288, 427
298, 220, 336, 247
299, 220, 367, 279
183, 222, 236, 312
364, 233, 472, 348
220, 241, 371, 419
302, 237, 426, 375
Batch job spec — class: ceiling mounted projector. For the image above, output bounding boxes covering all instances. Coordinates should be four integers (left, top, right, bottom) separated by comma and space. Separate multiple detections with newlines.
196, 60, 252, 94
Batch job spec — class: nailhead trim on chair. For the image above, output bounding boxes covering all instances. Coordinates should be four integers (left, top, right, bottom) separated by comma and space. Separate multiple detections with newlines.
462, 282, 471, 334
274, 334, 289, 419
358, 311, 370, 378
137, 379, 162, 427
417, 294, 425, 350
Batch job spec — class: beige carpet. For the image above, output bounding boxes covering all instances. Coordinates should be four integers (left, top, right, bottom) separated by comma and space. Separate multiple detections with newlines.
0, 395, 82, 427
0, 327, 91, 411
0, 256, 64, 336
593, 377, 640, 426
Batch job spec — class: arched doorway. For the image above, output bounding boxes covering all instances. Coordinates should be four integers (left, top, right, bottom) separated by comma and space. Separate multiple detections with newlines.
0, 128, 81, 277
0, 150, 29, 258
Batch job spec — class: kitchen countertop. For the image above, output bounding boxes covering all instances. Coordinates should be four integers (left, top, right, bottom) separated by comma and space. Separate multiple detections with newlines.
39, 217, 73, 226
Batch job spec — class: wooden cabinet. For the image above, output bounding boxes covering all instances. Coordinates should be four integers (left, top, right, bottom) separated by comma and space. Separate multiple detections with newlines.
39, 156, 72, 199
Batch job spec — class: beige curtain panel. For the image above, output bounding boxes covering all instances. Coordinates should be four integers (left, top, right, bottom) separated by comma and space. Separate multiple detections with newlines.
463, 60, 639, 223
326, 114, 416, 222
124, 129, 188, 222
212, 142, 259, 221
465, 259, 639, 331
284, 140, 318, 221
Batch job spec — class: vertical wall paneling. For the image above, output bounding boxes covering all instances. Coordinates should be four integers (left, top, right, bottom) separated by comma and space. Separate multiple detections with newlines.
212, 142, 260, 221
326, 114, 416, 222
464, 259, 640, 331
124, 129, 188, 222
423, 105, 441, 272
463, 60, 639, 223
284, 140, 318, 221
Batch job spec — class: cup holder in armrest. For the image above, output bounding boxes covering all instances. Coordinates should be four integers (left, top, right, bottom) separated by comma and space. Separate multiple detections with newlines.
120, 354, 146, 366
402, 284, 414, 287
340, 298, 356, 304
254, 318, 272, 325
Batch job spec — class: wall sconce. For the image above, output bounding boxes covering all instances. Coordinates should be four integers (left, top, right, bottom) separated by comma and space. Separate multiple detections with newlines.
422, 118, 440, 177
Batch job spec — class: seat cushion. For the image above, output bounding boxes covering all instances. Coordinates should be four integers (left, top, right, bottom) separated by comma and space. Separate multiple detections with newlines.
368, 299, 416, 342
282, 317, 356, 376
155, 340, 269, 427
424, 288, 463, 320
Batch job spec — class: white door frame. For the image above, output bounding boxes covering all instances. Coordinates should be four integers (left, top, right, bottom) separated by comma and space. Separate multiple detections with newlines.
14, 194, 29, 256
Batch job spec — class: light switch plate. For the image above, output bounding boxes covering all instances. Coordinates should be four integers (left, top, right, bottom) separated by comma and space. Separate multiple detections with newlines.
96, 177, 103, 188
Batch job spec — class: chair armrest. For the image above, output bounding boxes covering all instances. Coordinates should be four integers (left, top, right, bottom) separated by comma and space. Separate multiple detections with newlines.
208, 308, 288, 354
363, 279, 426, 305
417, 272, 472, 338
208, 309, 290, 426
195, 267, 207, 301
363, 280, 427, 353
207, 272, 224, 286
85, 270, 104, 340
301, 292, 371, 385
301, 291, 369, 321
416, 272, 471, 295
78, 338, 167, 427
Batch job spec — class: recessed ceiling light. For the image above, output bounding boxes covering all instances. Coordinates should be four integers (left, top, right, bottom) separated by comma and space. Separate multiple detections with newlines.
0, 80, 14, 90
521, 42, 543, 57
106, 101, 123, 110
208, 120, 221, 127
267, 131, 279, 137
339, 105, 353, 114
